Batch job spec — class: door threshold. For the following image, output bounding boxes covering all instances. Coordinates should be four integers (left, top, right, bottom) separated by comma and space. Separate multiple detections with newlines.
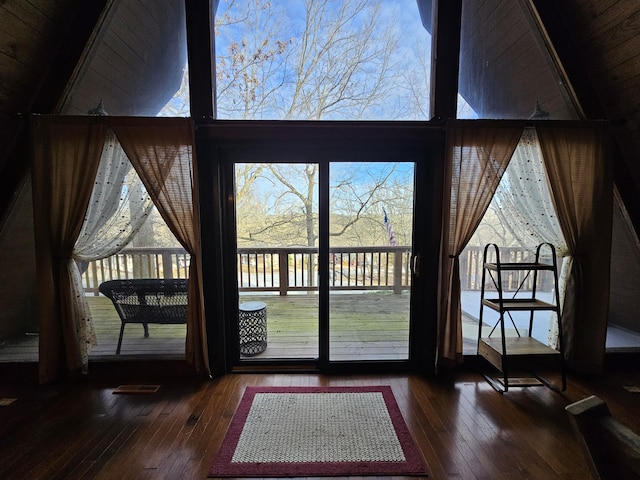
232, 360, 320, 374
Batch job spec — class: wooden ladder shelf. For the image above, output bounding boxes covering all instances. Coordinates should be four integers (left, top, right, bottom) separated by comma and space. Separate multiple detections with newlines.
477, 242, 567, 393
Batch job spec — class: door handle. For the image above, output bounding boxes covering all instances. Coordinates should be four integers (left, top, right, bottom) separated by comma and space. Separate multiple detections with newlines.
411, 254, 420, 277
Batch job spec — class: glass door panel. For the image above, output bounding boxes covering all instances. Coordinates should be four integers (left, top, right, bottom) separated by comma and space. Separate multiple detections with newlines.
328, 162, 414, 361
234, 163, 319, 360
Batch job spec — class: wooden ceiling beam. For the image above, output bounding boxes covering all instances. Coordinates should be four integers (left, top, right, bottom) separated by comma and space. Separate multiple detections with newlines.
185, 0, 216, 122
429, 0, 462, 120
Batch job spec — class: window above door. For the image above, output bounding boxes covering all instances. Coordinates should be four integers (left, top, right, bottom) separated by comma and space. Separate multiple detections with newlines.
214, 0, 432, 120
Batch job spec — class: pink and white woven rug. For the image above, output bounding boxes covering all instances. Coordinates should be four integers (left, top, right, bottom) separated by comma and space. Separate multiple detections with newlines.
208, 385, 428, 477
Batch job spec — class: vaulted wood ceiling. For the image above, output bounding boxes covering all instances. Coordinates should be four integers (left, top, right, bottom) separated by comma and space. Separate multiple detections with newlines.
533, 0, 640, 232
1, 0, 640, 234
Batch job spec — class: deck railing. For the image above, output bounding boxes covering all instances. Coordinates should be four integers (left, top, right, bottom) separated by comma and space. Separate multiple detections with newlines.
82, 245, 557, 295
237, 246, 412, 295
459, 245, 560, 292
82, 247, 191, 296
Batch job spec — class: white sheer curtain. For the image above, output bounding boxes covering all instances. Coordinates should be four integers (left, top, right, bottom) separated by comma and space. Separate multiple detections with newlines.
493, 129, 567, 252
69, 129, 155, 368
491, 127, 568, 348
75, 129, 154, 262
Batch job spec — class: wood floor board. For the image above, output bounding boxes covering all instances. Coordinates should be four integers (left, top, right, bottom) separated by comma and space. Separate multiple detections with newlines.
401, 396, 449, 477
2, 368, 639, 479
443, 403, 501, 476
455, 388, 516, 475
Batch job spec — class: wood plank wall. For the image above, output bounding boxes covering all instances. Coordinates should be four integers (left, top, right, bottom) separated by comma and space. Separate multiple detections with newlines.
458, 0, 577, 119
563, 0, 640, 194
556, 0, 640, 337
59, 0, 187, 116
0, 0, 80, 211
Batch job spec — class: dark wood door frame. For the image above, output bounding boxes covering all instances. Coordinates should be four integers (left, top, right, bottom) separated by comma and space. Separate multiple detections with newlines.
196, 121, 444, 375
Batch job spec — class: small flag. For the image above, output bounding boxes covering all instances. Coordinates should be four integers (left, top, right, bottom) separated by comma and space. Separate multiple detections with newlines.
383, 209, 398, 246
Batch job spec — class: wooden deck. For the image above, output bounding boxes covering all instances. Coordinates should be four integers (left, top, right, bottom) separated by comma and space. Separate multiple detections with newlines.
0, 292, 482, 362
0, 296, 188, 362
239, 292, 411, 361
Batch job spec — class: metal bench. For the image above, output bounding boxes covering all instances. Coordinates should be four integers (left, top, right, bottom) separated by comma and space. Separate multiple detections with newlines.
99, 279, 188, 354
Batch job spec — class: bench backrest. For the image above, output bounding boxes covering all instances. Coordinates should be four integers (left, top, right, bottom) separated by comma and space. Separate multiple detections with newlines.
99, 279, 188, 324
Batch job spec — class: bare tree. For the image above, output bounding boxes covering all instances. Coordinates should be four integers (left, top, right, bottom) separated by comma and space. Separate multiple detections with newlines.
221, 0, 423, 252
329, 163, 411, 246
236, 162, 414, 248
215, 0, 405, 120
215, 0, 293, 119
236, 164, 317, 247
135, 0, 426, 264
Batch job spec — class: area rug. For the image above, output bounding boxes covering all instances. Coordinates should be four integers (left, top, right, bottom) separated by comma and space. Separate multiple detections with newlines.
208, 385, 428, 477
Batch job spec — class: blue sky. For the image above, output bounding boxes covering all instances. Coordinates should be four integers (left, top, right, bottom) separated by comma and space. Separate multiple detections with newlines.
159, 0, 476, 118
214, 0, 433, 120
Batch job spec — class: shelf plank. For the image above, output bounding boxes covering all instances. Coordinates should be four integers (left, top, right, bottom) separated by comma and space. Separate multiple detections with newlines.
482, 298, 558, 311
478, 336, 561, 372
483, 262, 555, 271
480, 336, 559, 355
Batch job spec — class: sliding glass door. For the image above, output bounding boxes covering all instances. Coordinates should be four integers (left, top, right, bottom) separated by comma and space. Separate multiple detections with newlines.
230, 159, 416, 366
216, 124, 436, 371
328, 162, 414, 361
234, 162, 319, 360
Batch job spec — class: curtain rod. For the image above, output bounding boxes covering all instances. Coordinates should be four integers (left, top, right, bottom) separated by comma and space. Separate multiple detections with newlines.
439, 118, 616, 128
25, 114, 620, 129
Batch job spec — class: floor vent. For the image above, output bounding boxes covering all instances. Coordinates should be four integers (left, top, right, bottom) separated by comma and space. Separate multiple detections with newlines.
113, 385, 161, 394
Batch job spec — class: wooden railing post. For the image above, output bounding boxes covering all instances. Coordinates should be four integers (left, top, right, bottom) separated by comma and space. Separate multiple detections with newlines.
162, 251, 174, 279
393, 250, 402, 294
278, 250, 288, 296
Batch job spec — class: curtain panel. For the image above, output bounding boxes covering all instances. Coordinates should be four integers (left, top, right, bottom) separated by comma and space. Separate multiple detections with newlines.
32, 116, 208, 382
74, 129, 154, 265
32, 116, 108, 382
438, 120, 612, 374
492, 128, 568, 254
70, 130, 155, 371
437, 122, 522, 367
114, 119, 209, 374
537, 124, 613, 372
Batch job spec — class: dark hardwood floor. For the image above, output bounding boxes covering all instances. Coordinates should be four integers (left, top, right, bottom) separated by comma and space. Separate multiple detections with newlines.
1, 364, 639, 479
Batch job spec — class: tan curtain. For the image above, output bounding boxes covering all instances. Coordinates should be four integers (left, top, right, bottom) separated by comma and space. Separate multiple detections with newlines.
438, 122, 522, 367
31, 116, 108, 383
537, 124, 613, 373
113, 119, 209, 375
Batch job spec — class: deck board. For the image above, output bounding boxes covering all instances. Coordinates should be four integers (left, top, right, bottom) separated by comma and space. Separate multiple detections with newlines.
0, 292, 417, 362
